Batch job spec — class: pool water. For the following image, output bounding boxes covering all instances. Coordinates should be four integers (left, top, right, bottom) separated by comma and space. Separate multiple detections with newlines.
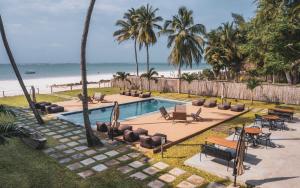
60, 98, 184, 127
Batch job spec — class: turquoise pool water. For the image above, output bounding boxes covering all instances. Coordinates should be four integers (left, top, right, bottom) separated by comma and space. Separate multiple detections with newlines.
60, 98, 183, 127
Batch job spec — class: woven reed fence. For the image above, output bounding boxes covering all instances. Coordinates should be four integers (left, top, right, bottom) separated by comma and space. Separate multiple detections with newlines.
111, 76, 300, 105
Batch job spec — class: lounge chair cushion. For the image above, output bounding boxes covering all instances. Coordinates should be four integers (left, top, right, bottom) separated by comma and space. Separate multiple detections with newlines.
133, 128, 148, 136
117, 124, 132, 134
231, 103, 245, 112
140, 135, 153, 149
35, 102, 51, 109
203, 100, 217, 108
218, 102, 231, 110
123, 130, 139, 142
192, 99, 206, 106
47, 106, 64, 114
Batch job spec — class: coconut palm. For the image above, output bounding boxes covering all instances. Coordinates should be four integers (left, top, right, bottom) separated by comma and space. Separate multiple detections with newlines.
140, 68, 158, 91
160, 7, 205, 93
181, 73, 197, 97
114, 72, 131, 90
135, 4, 163, 72
246, 78, 261, 104
0, 16, 44, 125
113, 8, 140, 76
80, 0, 102, 147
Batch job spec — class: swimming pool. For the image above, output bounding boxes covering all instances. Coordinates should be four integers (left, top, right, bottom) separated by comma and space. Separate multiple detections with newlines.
59, 98, 184, 127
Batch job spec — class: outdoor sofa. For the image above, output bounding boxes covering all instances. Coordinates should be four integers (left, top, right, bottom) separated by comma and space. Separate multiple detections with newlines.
123, 128, 148, 142
192, 99, 206, 106
218, 102, 231, 110
231, 103, 245, 112
34, 101, 64, 114
139, 92, 151, 98
140, 133, 167, 149
203, 99, 217, 108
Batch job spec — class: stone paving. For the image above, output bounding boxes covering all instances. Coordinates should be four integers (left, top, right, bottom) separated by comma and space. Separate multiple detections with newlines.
12, 108, 231, 188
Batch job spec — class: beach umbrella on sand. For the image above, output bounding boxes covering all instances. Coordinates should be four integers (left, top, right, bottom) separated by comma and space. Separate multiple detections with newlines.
109, 101, 120, 140
233, 124, 246, 186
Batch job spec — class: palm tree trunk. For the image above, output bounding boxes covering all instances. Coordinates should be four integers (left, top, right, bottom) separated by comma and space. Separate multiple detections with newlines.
148, 79, 150, 91
0, 16, 44, 125
134, 38, 139, 76
146, 44, 150, 72
80, 0, 102, 147
177, 65, 182, 93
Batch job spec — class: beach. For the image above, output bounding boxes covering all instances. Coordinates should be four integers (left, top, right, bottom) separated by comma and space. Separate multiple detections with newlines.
0, 63, 209, 96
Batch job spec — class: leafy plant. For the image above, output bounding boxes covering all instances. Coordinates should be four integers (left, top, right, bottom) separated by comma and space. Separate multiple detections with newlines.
114, 72, 132, 90
246, 78, 262, 104
181, 73, 197, 97
0, 106, 18, 145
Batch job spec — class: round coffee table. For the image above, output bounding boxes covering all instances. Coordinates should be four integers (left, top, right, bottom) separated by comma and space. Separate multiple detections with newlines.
245, 127, 262, 146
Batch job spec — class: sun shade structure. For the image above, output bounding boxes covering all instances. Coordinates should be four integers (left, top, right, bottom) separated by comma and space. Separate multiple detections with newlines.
233, 124, 246, 186
109, 101, 120, 140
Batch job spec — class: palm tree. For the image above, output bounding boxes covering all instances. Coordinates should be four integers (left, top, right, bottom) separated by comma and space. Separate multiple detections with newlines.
135, 4, 163, 72
181, 73, 197, 97
140, 68, 158, 91
160, 7, 206, 93
0, 16, 44, 125
113, 8, 140, 76
80, 0, 102, 147
246, 78, 261, 104
114, 72, 131, 90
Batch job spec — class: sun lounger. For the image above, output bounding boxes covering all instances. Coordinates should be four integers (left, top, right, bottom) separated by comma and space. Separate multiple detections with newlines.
140, 133, 167, 149
46, 105, 64, 114
191, 108, 202, 121
159, 107, 172, 120
203, 99, 217, 108
231, 103, 245, 112
125, 90, 131, 96
93, 92, 105, 103
139, 92, 151, 98
192, 99, 206, 106
218, 102, 231, 110
107, 124, 132, 137
123, 128, 148, 142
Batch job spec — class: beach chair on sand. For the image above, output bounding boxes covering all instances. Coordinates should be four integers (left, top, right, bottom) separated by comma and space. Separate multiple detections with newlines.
191, 108, 203, 121
77, 93, 94, 104
159, 107, 172, 120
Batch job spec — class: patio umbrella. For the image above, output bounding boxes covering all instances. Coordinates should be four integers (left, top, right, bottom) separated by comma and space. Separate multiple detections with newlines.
109, 101, 119, 141
233, 124, 246, 186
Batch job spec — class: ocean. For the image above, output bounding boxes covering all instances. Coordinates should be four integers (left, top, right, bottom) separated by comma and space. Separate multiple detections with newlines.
0, 62, 209, 96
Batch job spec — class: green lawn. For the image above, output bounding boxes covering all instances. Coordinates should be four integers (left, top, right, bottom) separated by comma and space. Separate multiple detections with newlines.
1, 88, 299, 187
55, 87, 120, 98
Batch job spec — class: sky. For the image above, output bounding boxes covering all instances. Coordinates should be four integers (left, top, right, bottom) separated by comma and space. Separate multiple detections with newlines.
0, 0, 256, 64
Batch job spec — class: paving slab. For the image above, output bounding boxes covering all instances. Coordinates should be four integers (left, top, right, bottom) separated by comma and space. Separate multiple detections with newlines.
59, 138, 71, 143
147, 180, 165, 188
117, 165, 134, 174
92, 164, 108, 172
43, 148, 55, 154
105, 150, 119, 157
128, 161, 144, 168
93, 154, 107, 161
70, 136, 80, 140
186, 175, 205, 185
53, 135, 63, 139
127, 152, 141, 158
74, 145, 88, 151
49, 153, 64, 159
59, 157, 72, 164
159, 173, 176, 183
153, 162, 169, 170
63, 149, 76, 154
77, 170, 94, 178
130, 172, 149, 180
143, 167, 160, 175
176, 181, 196, 188
104, 159, 120, 166
67, 162, 83, 171
80, 158, 96, 166
66, 141, 79, 147
45, 132, 56, 136
169, 167, 186, 177
116, 147, 129, 153
71, 153, 85, 160
55, 144, 68, 150
116, 155, 131, 162
84, 149, 97, 156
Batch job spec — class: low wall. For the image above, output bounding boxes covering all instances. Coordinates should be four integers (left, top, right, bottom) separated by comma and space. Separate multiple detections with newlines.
111, 76, 300, 105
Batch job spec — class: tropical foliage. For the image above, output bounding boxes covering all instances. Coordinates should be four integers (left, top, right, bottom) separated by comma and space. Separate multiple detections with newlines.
113, 8, 140, 76
0, 105, 18, 145
160, 7, 206, 93
246, 77, 262, 104
114, 72, 131, 90
140, 68, 158, 91
181, 73, 197, 97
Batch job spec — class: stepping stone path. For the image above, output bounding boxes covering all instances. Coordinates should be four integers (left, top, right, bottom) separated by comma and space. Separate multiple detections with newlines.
59, 157, 72, 164
84, 149, 97, 156
159, 173, 176, 183
186, 175, 205, 186
66, 141, 79, 147
117, 165, 134, 174
153, 162, 169, 170
80, 158, 96, 166
169, 167, 186, 177
117, 155, 131, 162
176, 181, 196, 188
93, 154, 107, 161
206, 182, 226, 188
71, 153, 85, 160
67, 162, 83, 171
129, 161, 144, 168
104, 159, 120, 166
105, 150, 119, 157
147, 180, 165, 188
130, 172, 149, 180
74, 146, 88, 151
143, 167, 160, 175
92, 164, 108, 172
78, 170, 94, 178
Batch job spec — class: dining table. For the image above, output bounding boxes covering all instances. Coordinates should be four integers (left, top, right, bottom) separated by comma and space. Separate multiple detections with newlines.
206, 136, 238, 150
262, 115, 280, 130
245, 127, 262, 147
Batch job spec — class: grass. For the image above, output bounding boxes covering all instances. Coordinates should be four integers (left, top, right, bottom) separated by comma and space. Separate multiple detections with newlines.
1, 88, 299, 187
